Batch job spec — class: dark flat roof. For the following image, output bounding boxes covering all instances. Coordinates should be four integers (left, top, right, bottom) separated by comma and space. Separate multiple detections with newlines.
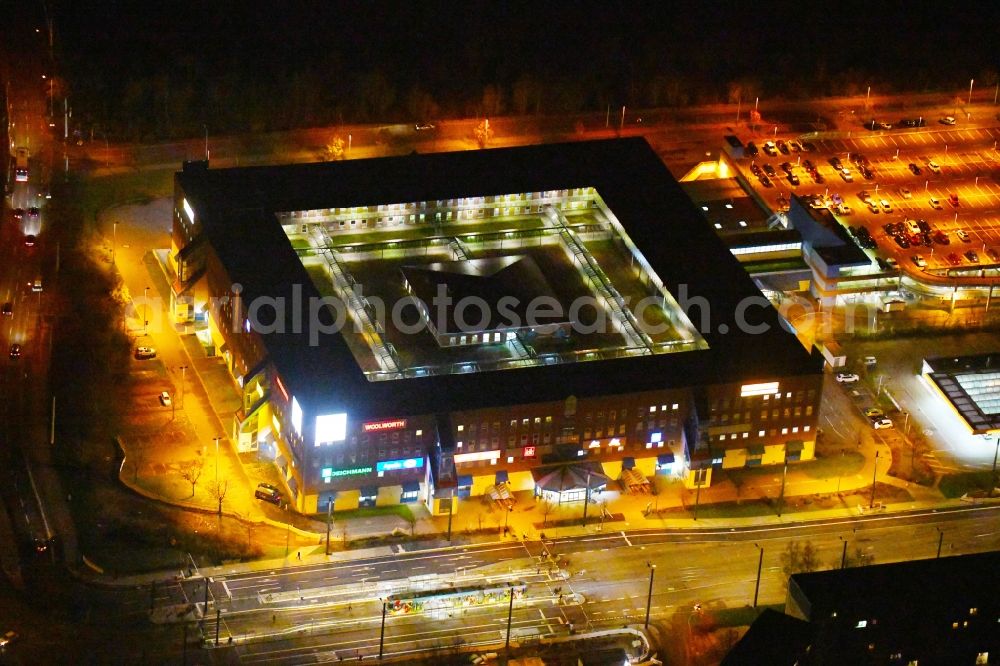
178, 138, 822, 418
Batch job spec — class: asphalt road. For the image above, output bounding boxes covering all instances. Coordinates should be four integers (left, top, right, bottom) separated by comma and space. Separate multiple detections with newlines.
112, 504, 1000, 663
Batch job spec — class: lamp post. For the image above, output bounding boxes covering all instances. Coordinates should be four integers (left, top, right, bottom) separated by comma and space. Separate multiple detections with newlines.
777, 460, 788, 517
693, 470, 702, 521
644, 562, 656, 628
179, 366, 187, 410
936, 527, 944, 558
990, 436, 999, 497
325, 496, 334, 555
505, 583, 516, 656
968, 78, 974, 106
378, 599, 387, 660
581, 469, 591, 526
752, 544, 763, 608
111, 221, 117, 265
143, 286, 150, 335
203, 124, 209, 160
212, 434, 220, 488
503, 505, 512, 536
869, 450, 880, 509
446, 489, 454, 541
839, 536, 848, 569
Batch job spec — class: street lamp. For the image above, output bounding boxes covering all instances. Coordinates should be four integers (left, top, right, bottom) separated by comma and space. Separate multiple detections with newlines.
968, 78, 975, 106
936, 527, 944, 559
839, 536, 848, 569
752, 544, 763, 608
869, 450, 880, 509
644, 562, 656, 628
111, 221, 117, 265
143, 286, 150, 335
378, 599, 387, 660
990, 435, 999, 497
203, 124, 209, 161
505, 583, 516, 656
179, 366, 188, 409
212, 434, 220, 488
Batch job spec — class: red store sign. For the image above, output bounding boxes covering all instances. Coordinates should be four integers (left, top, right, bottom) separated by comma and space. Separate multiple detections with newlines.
363, 419, 408, 433
523, 446, 536, 458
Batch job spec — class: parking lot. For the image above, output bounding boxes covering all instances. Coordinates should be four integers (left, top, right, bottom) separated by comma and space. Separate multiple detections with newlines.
740, 124, 1000, 278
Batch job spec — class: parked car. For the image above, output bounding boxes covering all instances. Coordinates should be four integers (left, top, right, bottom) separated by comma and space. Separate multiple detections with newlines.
255, 483, 283, 505
134, 346, 157, 360
864, 408, 885, 419
986, 248, 1000, 263
1, 302, 12, 317
956, 229, 971, 242
946, 253, 962, 266
948, 193, 959, 207
940, 116, 957, 125
857, 190, 873, 203
880, 199, 893, 213
762, 141, 778, 156
23, 234, 36, 247
9, 344, 21, 360
776, 140, 790, 155
840, 167, 854, 182
911, 255, 927, 268
964, 250, 980, 263
801, 141, 817, 152
835, 373, 860, 384
898, 187, 912, 199
763, 164, 776, 177
746, 141, 759, 157
908, 162, 922, 175
928, 196, 942, 210
926, 160, 941, 173
159, 391, 172, 407
871, 418, 894, 430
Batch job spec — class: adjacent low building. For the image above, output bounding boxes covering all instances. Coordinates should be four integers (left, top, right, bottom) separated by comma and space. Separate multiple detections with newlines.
168, 138, 823, 515
725, 552, 1000, 665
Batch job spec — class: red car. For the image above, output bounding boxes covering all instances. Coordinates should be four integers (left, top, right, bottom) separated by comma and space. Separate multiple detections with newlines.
948, 193, 960, 207
946, 253, 961, 266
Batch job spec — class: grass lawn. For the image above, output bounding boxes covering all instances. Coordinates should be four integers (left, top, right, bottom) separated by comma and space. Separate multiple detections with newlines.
326, 504, 415, 522
80, 168, 175, 228
939, 471, 997, 498
728, 451, 865, 484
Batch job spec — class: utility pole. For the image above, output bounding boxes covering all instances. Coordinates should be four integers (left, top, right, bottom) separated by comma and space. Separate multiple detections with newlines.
936, 527, 944, 559
215, 608, 221, 646
753, 545, 763, 608
203, 578, 210, 615
581, 469, 591, 526
645, 563, 656, 628
840, 536, 848, 569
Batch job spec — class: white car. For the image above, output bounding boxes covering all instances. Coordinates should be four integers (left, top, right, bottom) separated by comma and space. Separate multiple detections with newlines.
928, 196, 942, 210
911, 255, 927, 268
940, 116, 956, 125
871, 417, 894, 430
879, 199, 892, 213
956, 229, 971, 243
840, 167, 854, 182
898, 187, 912, 199
927, 161, 941, 173
836, 203, 852, 215
835, 373, 860, 384
159, 391, 172, 407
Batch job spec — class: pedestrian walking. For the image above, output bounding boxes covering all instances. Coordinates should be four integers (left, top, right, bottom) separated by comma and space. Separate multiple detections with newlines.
297, 551, 302, 561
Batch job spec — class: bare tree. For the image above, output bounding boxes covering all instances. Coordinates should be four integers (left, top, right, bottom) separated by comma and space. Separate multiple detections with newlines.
323, 136, 345, 161
781, 540, 821, 577
210, 479, 229, 516
180, 459, 204, 498
473, 119, 493, 149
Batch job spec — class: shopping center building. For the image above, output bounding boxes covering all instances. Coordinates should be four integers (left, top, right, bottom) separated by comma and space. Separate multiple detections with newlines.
168, 138, 824, 515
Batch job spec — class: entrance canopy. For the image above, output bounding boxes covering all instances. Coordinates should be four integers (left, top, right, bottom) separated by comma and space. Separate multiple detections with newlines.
531, 462, 608, 494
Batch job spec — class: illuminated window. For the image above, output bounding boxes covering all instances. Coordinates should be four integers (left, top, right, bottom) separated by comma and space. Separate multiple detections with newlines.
804, 426, 810, 432
759, 430, 765, 437
649, 406, 657, 413
457, 425, 464, 432
781, 428, 788, 435
672, 403, 679, 410
792, 427, 799, 433
416, 429, 422, 436
742, 433, 749, 438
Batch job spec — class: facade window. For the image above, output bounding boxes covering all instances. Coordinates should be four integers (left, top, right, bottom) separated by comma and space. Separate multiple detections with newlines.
672, 403, 679, 410
781, 428, 788, 434
804, 426, 811, 432
806, 406, 813, 416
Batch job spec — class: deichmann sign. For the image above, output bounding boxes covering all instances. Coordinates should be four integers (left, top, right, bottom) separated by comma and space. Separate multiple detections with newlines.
322, 466, 373, 479
363, 419, 408, 433
376, 457, 424, 473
